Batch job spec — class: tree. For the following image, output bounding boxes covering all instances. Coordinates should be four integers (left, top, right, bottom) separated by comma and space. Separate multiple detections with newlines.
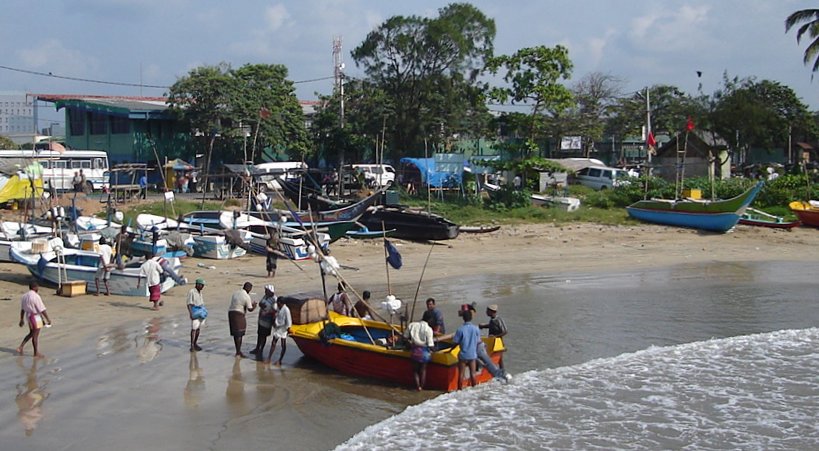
709, 76, 816, 152
351, 2, 495, 157
486, 45, 574, 155
0, 135, 17, 149
167, 63, 235, 192
785, 9, 819, 74
231, 64, 310, 161
606, 84, 697, 140
564, 72, 623, 156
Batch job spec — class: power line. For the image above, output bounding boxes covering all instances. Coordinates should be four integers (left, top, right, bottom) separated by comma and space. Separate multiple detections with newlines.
0, 64, 169, 89
0, 64, 335, 89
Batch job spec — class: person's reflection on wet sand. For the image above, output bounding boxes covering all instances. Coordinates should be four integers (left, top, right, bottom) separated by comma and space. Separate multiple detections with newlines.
15, 357, 49, 436
225, 358, 247, 413
184, 352, 205, 408
137, 318, 163, 363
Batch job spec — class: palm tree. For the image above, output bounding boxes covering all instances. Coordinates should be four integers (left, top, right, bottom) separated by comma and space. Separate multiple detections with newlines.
785, 9, 819, 73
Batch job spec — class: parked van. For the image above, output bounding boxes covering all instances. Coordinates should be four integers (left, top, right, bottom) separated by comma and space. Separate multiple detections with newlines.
253, 161, 308, 191
351, 164, 396, 188
574, 166, 631, 190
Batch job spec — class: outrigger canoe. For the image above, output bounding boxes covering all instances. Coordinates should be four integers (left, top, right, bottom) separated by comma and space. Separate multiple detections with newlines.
290, 310, 506, 392
738, 208, 800, 229
626, 182, 764, 233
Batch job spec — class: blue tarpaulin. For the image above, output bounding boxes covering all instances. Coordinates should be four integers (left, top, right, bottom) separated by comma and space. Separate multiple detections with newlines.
400, 157, 463, 188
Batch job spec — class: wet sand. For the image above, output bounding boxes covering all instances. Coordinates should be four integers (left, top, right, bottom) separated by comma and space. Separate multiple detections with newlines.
1, 223, 818, 449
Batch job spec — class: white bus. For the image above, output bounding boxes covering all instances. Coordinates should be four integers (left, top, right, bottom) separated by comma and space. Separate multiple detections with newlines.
0, 149, 110, 192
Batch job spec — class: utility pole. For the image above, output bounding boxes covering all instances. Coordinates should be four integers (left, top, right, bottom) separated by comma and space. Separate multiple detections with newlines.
333, 36, 345, 197
645, 87, 652, 176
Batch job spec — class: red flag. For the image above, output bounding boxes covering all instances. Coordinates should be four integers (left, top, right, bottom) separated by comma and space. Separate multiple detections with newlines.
647, 131, 656, 149
686, 116, 695, 132
259, 107, 271, 119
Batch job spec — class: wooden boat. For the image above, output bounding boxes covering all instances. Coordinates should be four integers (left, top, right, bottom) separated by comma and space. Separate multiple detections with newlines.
626, 182, 764, 233
345, 226, 396, 239
738, 208, 801, 229
789, 201, 819, 227
360, 206, 460, 241
191, 234, 249, 259
15, 247, 182, 296
290, 310, 506, 392
459, 225, 501, 234
531, 193, 581, 212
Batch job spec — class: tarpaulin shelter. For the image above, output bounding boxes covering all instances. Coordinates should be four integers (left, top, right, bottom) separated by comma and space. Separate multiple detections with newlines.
400, 155, 465, 188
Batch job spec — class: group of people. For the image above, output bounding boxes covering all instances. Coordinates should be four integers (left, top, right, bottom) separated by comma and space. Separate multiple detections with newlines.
71, 170, 87, 193
174, 170, 198, 193
409, 297, 510, 391
185, 280, 292, 365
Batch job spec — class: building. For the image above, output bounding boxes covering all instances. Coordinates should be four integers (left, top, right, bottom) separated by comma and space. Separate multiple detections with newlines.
36, 94, 319, 165
0, 91, 35, 144
653, 130, 731, 181
35, 94, 188, 165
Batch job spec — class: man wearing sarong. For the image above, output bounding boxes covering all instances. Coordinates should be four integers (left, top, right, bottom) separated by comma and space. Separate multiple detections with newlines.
17, 282, 52, 357
228, 282, 256, 358
137, 254, 163, 310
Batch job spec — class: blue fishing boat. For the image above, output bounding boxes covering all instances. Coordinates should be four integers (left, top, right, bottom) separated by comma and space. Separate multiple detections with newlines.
626, 182, 764, 233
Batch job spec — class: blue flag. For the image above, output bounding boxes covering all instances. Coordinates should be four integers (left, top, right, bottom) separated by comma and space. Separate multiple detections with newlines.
384, 239, 402, 269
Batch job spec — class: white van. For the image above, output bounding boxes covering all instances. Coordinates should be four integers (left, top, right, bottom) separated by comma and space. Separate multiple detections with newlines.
351, 164, 396, 188
253, 161, 307, 191
574, 166, 631, 190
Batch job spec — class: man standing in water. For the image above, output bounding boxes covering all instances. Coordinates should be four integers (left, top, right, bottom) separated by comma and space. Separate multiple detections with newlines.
228, 282, 256, 358
186, 278, 206, 352
480, 304, 509, 372
453, 309, 480, 390
17, 282, 52, 357
422, 297, 445, 336
266, 296, 292, 366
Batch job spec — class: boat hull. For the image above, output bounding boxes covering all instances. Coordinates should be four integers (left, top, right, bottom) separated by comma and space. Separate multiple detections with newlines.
291, 314, 504, 392
191, 236, 247, 259
626, 182, 763, 232
21, 252, 181, 296
531, 194, 580, 212
789, 201, 819, 227
361, 209, 460, 241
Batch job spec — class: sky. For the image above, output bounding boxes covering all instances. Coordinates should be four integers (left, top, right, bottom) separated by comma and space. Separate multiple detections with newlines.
2, 0, 819, 127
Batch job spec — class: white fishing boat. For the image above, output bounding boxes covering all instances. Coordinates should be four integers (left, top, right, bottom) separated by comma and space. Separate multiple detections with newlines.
0, 222, 55, 262
191, 233, 249, 259
531, 193, 581, 212
5, 237, 64, 265
14, 247, 183, 296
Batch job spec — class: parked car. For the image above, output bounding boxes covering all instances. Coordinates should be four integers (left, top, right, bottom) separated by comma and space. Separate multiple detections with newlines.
574, 166, 631, 190
352, 164, 396, 188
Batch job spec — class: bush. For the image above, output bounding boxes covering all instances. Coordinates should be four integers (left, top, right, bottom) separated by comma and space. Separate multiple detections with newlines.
483, 185, 530, 210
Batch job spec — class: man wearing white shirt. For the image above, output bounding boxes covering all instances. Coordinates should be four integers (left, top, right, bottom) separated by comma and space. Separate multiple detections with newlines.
228, 282, 256, 358
137, 254, 163, 310
94, 237, 113, 296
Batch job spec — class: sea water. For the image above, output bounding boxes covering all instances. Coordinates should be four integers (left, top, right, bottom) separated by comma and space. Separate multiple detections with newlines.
339, 261, 819, 450
1, 260, 818, 450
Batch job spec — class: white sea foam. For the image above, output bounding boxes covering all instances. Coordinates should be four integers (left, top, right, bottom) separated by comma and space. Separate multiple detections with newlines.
338, 328, 819, 450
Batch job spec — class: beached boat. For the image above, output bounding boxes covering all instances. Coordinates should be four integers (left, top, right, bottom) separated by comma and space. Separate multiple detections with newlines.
0, 222, 55, 262
789, 201, 819, 227
359, 206, 460, 241
738, 208, 801, 229
345, 226, 396, 239
459, 225, 501, 234
289, 310, 506, 392
191, 233, 249, 260
626, 182, 764, 233
15, 248, 182, 296
531, 193, 581, 212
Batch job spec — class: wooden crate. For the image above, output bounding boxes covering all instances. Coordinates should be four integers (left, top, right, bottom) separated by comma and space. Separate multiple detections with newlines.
59, 281, 87, 297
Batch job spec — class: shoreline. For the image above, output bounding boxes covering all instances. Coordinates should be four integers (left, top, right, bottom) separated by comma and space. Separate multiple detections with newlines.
2, 222, 817, 357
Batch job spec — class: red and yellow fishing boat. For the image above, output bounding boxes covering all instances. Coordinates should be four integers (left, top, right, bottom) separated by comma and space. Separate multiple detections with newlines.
289, 309, 506, 392
789, 201, 819, 227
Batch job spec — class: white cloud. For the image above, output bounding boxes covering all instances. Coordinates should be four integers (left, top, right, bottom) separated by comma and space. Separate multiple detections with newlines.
629, 4, 711, 52
265, 4, 291, 31
16, 39, 99, 75
587, 29, 618, 67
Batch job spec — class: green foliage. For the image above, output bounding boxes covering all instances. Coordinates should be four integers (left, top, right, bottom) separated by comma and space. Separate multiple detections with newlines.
607, 85, 698, 139
487, 45, 574, 144
483, 185, 531, 210
351, 3, 496, 153
0, 135, 18, 149
785, 9, 819, 73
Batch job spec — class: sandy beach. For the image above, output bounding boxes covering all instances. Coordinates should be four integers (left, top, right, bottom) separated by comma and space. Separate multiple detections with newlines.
2, 222, 817, 357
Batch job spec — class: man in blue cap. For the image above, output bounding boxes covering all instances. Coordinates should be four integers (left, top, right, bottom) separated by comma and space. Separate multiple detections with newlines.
186, 278, 207, 351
